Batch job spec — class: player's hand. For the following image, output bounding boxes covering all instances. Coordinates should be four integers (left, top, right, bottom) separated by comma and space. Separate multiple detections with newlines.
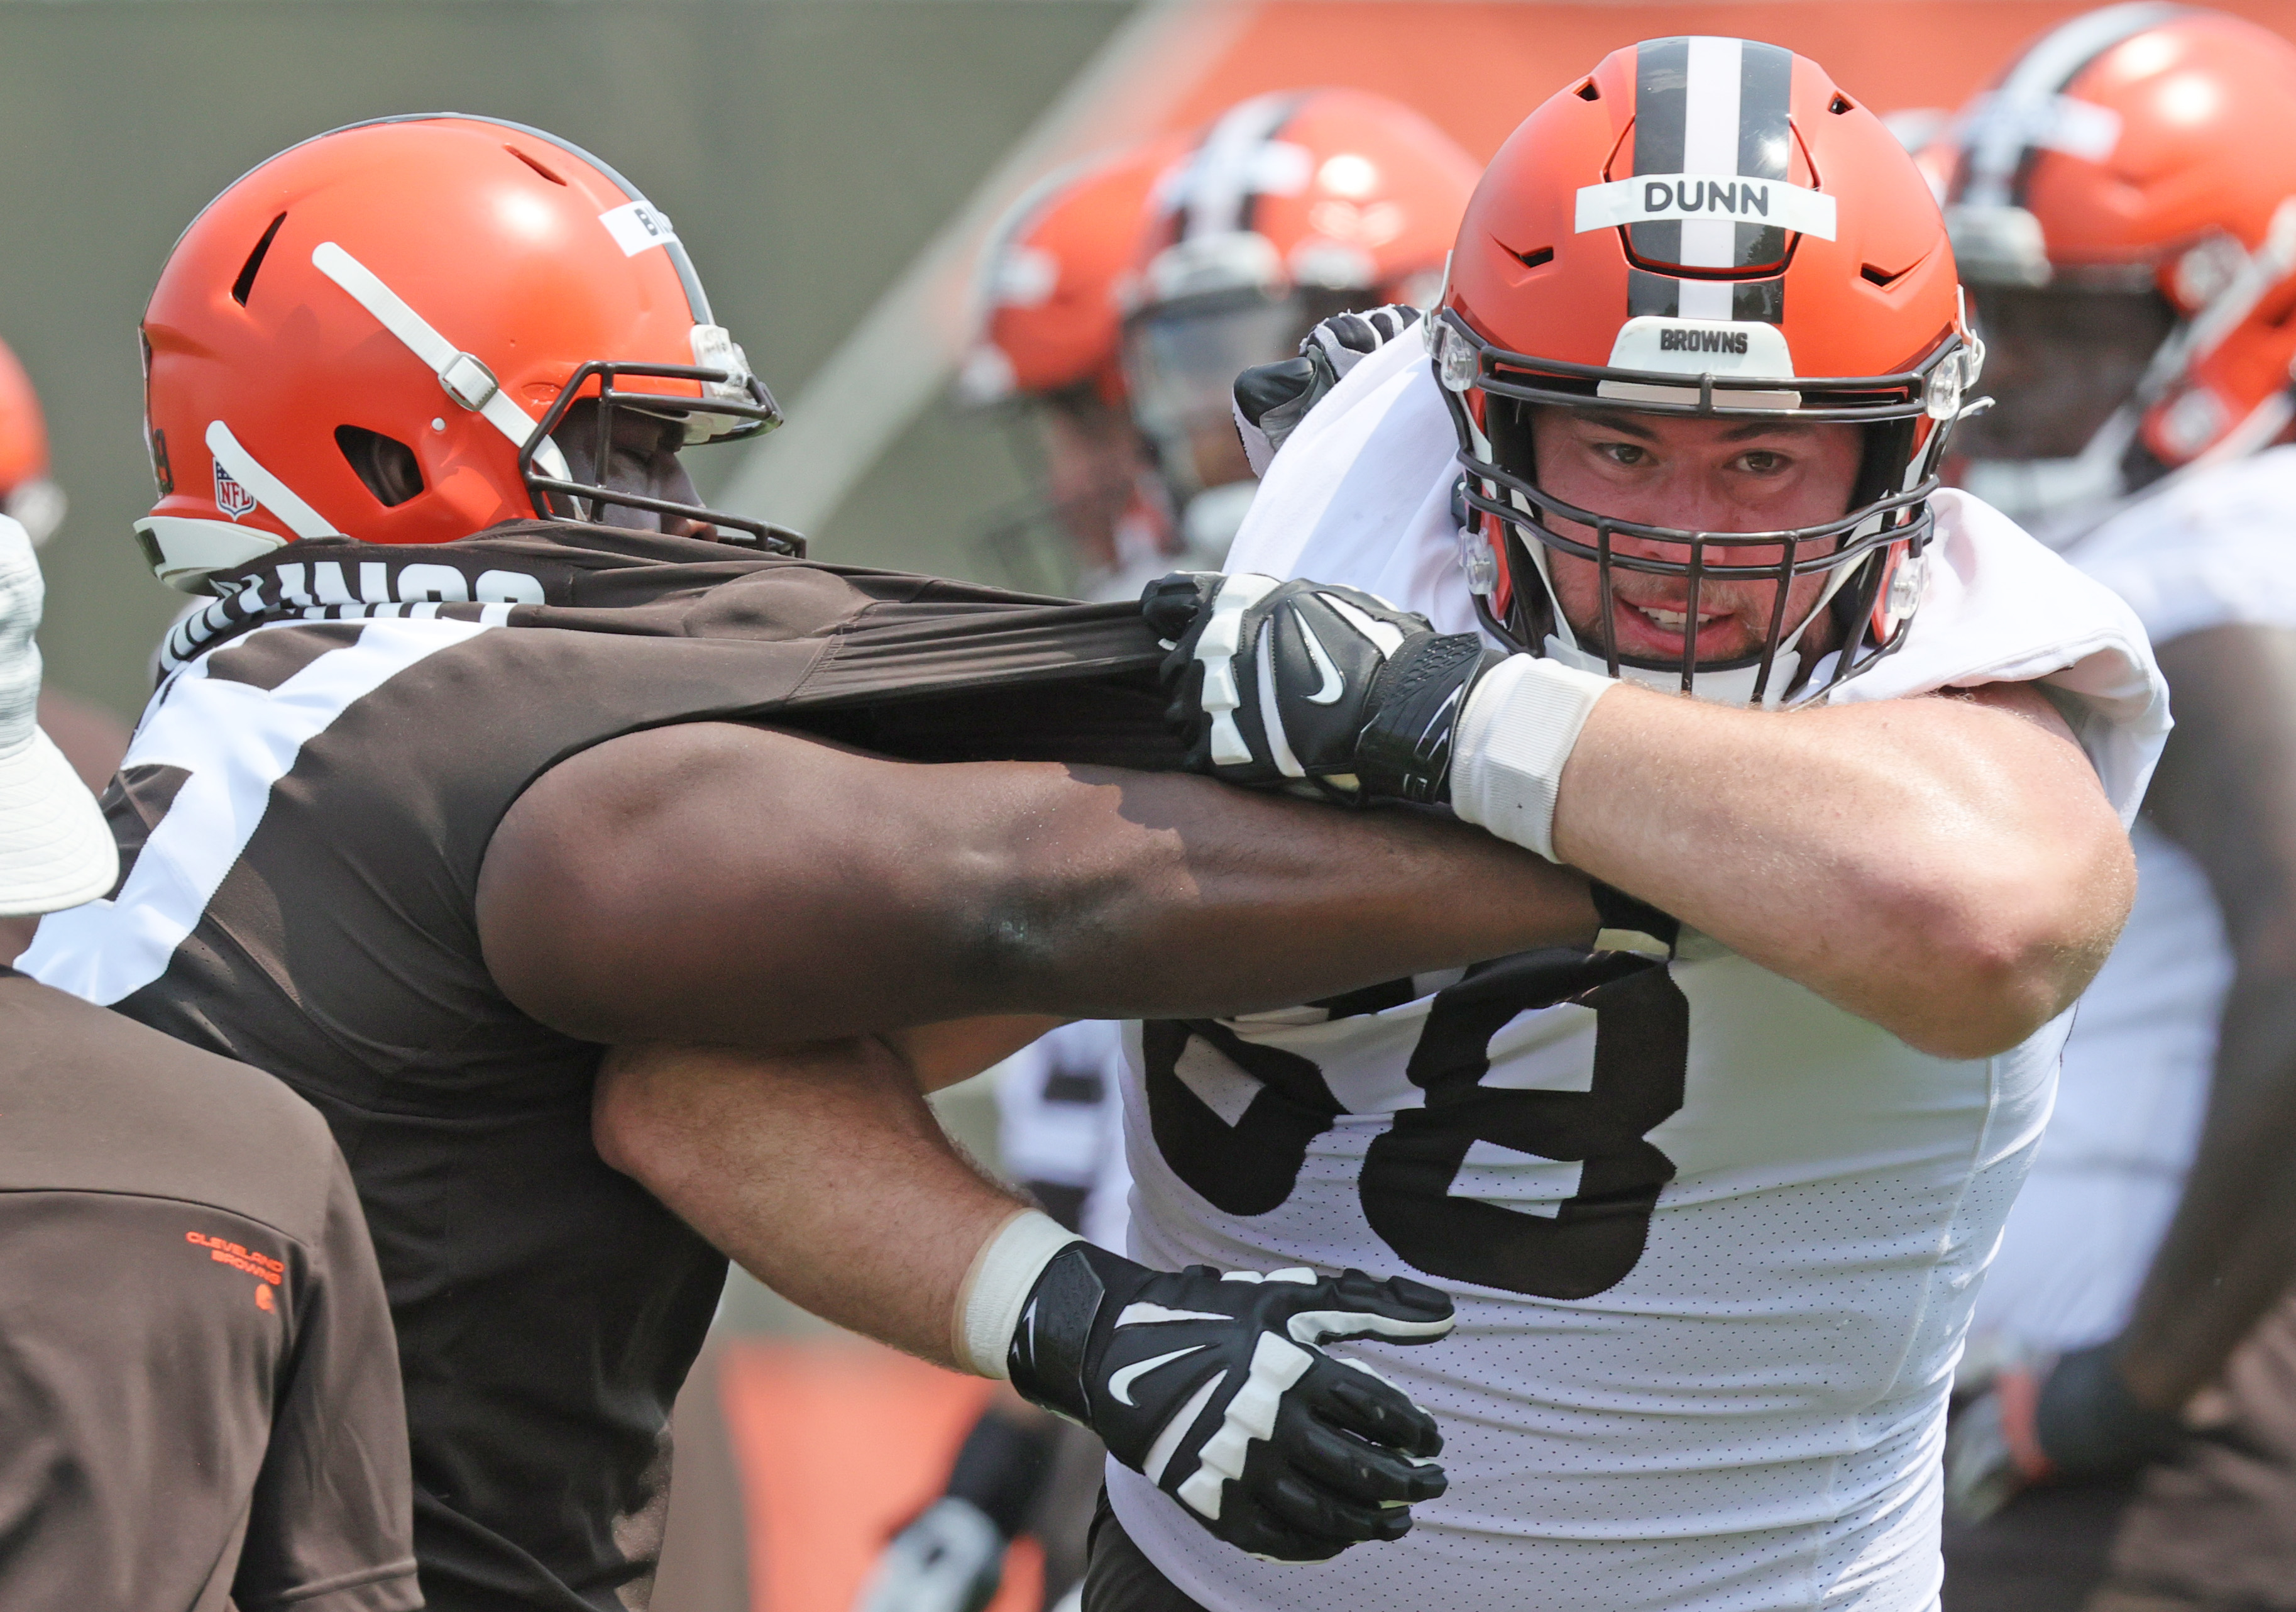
850, 1496, 1007, 1612
1232, 305, 1423, 475
1143, 571, 1502, 805
1944, 1342, 2184, 1523
1005, 1242, 1455, 1562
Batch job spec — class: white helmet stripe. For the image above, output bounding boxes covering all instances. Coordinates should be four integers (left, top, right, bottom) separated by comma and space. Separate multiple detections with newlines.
309, 241, 574, 485
1678, 36, 1747, 272
1182, 94, 1300, 242
204, 420, 338, 540
1961, 2, 2184, 206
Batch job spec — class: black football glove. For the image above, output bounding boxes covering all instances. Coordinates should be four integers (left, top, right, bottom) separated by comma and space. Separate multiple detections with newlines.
1143, 570, 1503, 805
1233, 304, 1424, 475
1006, 1242, 1454, 1563
1944, 1341, 2185, 1523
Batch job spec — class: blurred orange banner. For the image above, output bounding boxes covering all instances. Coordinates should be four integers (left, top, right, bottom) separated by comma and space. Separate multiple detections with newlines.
1152, 1, 2296, 156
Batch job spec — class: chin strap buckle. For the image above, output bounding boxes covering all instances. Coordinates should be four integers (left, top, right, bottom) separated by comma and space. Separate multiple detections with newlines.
438, 351, 500, 412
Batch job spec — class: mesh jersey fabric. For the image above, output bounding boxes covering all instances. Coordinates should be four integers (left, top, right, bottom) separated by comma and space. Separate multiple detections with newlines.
1101, 336, 2169, 1612
25, 522, 1180, 1612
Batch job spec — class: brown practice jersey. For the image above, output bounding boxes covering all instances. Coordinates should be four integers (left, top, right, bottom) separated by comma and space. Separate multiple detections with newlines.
0, 969, 417, 1612
24, 522, 1176, 1612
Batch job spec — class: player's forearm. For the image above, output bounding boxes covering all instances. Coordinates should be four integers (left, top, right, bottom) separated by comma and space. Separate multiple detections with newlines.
2115, 971, 2296, 1410
960, 766, 1598, 1023
1551, 684, 2132, 1057
481, 722, 1596, 1047
593, 1037, 1025, 1367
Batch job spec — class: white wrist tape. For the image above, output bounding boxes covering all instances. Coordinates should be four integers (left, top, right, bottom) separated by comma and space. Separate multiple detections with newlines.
1448, 654, 1617, 863
953, 1208, 1084, 1379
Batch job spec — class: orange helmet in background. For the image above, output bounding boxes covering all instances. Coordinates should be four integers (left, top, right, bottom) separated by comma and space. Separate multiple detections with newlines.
1937, 6, 2296, 522
958, 136, 1192, 597
139, 114, 790, 593
0, 341, 63, 546
962, 135, 1190, 409
1434, 36, 1975, 705
1122, 89, 1480, 546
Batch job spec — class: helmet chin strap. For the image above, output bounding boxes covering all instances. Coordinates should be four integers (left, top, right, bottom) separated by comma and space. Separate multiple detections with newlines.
1539, 631, 1802, 708
310, 241, 576, 488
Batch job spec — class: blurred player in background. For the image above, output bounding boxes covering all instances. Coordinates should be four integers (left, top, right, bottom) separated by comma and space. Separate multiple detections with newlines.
0, 340, 67, 555
964, 92, 1477, 598
0, 336, 124, 791
1118, 89, 1476, 560
962, 137, 1190, 602
0, 335, 128, 964
1932, 8, 2296, 1607
866, 97, 1479, 1612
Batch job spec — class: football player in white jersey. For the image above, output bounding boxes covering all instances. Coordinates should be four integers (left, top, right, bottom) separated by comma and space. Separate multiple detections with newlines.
1081, 35, 2168, 1612
1928, 9, 2296, 1608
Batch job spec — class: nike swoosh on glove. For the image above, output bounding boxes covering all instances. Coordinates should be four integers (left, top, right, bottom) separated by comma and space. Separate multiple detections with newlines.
1143, 570, 1503, 805
1231, 304, 1423, 476
1006, 1242, 1454, 1563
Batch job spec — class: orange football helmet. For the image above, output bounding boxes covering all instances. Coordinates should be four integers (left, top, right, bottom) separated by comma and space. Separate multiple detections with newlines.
138, 114, 791, 593
1433, 36, 1975, 704
962, 136, 1190, 409
1935, 5, 2296, 526
0, 340, 63, 546
1122, 89, 1480, 544
960, 138, 1190, 598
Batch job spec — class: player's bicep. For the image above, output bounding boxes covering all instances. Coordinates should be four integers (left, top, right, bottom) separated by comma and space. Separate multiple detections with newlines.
475, 722, 1001, 1046
1916, 676, 2134, 996
1953, 676, 2081, 747
1941, 677, 2119, 819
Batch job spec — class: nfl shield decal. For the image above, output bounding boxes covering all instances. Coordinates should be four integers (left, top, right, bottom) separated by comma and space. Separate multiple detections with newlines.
213, 458, 256, 519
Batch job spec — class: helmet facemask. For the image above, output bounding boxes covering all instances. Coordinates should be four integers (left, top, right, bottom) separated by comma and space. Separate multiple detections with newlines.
1433, 309, 1970, 707
1121, 280, 1359, 557
521, 358, 803, 555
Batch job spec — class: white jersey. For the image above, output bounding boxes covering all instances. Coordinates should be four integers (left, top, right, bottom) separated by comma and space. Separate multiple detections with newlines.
1972, 447, 2296, 1353
1107, 334, 2169, 1612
